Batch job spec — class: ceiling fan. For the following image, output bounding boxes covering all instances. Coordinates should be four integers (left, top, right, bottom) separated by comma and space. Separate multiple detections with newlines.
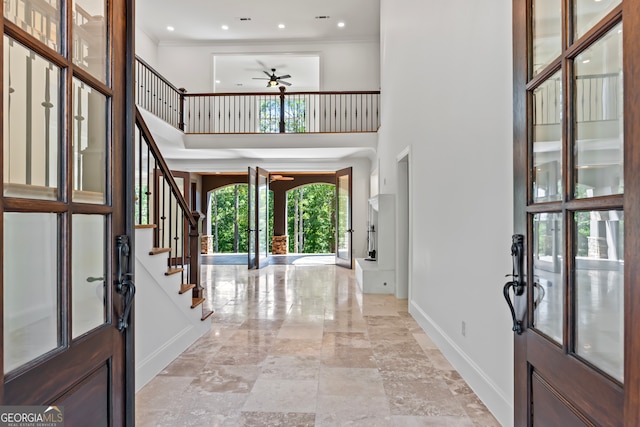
270, 174, 294, 183
253, 68, 292, 87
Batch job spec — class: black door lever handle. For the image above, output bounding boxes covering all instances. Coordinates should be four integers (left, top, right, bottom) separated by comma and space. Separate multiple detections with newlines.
503, 234, 525, 334
504, 281, 522, 334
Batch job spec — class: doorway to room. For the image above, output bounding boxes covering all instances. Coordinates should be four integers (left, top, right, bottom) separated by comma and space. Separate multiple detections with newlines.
396, 149, 411, 301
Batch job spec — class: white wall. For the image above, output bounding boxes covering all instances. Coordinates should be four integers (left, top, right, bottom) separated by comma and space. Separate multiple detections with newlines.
155, 41, 380, 93
135, 28, 159, 68
379, 1, 514, 425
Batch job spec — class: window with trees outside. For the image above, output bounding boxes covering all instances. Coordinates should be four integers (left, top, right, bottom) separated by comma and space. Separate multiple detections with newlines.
259, 98, 307, 133
209, 183, 335, 254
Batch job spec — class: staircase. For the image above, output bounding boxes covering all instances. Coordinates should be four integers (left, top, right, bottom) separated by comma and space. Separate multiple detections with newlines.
134, 107, 213, 391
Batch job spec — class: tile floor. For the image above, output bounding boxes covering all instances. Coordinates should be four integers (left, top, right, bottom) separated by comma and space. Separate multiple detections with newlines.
136, 264, 501, 426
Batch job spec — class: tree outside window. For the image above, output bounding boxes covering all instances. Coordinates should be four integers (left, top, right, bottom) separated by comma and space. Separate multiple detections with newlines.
259, 98, 307, 133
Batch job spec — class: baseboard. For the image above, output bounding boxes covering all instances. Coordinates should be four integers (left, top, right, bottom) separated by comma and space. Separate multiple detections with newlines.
410, 300, 513, 427
135, 324, 205, 393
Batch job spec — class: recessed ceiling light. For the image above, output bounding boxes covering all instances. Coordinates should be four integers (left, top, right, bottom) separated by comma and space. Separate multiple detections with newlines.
166, 26, 174, 31
338, 22, 345, 28
221, 25, 229, 30
215, 80, 221, 84
278, 24, 286, 29
582, 58, 591, 63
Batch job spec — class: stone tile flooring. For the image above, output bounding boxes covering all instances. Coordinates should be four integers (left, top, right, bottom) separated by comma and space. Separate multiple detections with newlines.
136, 264, 500, 426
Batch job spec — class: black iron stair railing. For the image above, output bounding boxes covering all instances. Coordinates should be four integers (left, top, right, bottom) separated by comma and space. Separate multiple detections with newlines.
134, 106, 211, 320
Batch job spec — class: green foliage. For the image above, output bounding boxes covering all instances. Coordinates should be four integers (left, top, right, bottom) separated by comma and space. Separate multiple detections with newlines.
287, 184, 335, 253
211, 183, 334, 255
259, 99, 307, 133
211, 185, 249, 253
135, 184, 150, 224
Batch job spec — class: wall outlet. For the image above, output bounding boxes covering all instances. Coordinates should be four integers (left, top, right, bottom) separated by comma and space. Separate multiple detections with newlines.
461, 321, 466, 337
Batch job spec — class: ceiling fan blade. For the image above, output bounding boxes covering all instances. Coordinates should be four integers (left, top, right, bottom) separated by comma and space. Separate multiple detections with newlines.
277, 74, 291, 79
263, 70, 272, 77
279, 80, 292, 86
257, 60, 269, 70
252, 77, 270, 80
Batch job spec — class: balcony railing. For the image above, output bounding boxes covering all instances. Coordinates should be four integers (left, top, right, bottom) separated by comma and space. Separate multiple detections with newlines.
135, 56, 380, 134
136, 56, 185, 130
533, 73, 621, 126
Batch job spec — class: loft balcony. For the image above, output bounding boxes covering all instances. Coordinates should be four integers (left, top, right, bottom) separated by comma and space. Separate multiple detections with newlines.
136, 57, 380, 135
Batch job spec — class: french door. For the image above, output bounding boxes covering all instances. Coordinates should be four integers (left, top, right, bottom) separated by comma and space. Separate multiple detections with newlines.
248, 167, 257, 269
1, 0, 134, 425
247, 167, 269, 269
512, 1, 640, 425
335, 167, 353, 268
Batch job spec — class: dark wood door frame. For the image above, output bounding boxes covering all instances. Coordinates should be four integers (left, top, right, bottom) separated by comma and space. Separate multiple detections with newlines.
512, 1, 640, 425
335, 167, 353, 269
1, 0, 134, 424
256, 167, 270, 269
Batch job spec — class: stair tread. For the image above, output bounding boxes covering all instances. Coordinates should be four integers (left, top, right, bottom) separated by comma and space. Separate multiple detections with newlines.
165, 267, 184, 276
149, 247, 172, 256
191, 297, 205, 309
135, 224, 157, 229
201, 309, 214, 321
179, 283, 196, 294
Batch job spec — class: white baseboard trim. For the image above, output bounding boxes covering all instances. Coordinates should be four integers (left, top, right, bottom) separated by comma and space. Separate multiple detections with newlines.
410, 300, 513, 427
135, 324, 204, 393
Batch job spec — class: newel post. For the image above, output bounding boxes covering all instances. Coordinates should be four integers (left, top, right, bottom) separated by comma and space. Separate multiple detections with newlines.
189, 210, 203, 297
179, 87, 187, 131
279, 86, 286, 133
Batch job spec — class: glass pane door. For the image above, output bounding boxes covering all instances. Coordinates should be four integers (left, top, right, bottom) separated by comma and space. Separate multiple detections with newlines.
335, 167, 352, 269
256, 167, 269, 268
248, 167, 257, 269
512, 1, 626, 425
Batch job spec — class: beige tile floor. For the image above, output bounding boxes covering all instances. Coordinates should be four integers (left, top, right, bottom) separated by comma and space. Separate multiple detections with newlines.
136, 264, 501, 426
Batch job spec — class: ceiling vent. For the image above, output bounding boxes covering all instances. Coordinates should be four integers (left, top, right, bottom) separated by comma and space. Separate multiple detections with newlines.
239, 17, 252, 21
315, 16, 331, 20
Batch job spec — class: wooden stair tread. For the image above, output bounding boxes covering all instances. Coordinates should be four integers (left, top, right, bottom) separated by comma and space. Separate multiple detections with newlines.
165, 267, 184, 276
135, 224, 157, 229
149, 247, 172, 256
201, 309, 214, 321
191, 297, 205, 309
179, 283, 196, 294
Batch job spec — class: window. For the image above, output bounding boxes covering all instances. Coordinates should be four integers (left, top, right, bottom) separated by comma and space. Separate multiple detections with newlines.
258, 98, 307, 133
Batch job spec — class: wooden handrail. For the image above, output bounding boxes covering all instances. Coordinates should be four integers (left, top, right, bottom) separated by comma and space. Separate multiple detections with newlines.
135, 106, 202, 295
183, 90, 381, 97
135, 55, 183, 94
135, 107, 197, 229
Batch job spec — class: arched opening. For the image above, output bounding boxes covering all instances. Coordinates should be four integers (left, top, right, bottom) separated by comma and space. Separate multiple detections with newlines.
206, 183, 274, 254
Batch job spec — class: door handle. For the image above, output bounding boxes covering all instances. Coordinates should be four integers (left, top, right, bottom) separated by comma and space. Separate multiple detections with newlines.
116, 235, 136, 332
503, 234, 525, 335
86, 276, 105, 283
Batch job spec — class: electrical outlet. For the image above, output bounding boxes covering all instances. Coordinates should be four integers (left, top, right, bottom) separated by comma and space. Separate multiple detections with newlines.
461, 321, 466, 337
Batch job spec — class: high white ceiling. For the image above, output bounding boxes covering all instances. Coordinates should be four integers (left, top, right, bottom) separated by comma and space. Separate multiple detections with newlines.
135, 0, 380, 170
136, 0, 380, 45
